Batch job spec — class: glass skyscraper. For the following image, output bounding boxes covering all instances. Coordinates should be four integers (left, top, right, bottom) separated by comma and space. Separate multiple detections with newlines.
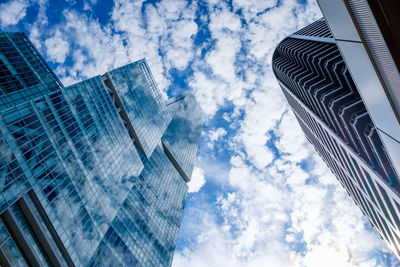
272, 2, 400, 258
0, 32, 205, 266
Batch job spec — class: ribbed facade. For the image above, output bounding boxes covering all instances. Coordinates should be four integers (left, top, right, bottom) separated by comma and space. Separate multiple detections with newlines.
0, 32, 204, 266
273, 19, 400, 257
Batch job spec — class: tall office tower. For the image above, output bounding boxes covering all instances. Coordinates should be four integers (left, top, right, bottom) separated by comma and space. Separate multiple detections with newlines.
272, 3, 400, 256
0, 32, 204, 266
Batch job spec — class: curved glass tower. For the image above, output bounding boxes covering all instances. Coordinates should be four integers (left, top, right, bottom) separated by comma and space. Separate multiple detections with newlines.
272, 16, 400, 258
0, 32, 204, 266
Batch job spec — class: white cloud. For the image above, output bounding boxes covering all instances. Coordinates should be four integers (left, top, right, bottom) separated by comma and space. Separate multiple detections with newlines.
206, 33, 241, 81
175, 134, 388, 266
186, 6, 250, 118
45, 31, 69, 63
189, 72, 228, 116
209, 8, 242, 33
188, 166, 206, 193
233, 85, 287, 169
104, 0, 168, 90
46, 10, 129, 85
17, 0, 395, 265
275, 110, 313, 163
42, 1, 392, 266
83, 0, 97, 10
28, 0, 49, 49
232, 0, 277, 20
207, 10, 242, 82
173, 0, 393, 266
209, 127, 227, 142
164, 19, 198, 70
0, 0, 29, 27
156, 0, 187, 21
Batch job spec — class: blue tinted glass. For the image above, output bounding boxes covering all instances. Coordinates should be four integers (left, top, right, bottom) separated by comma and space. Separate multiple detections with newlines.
162, 92, 205, 180
106, 60, 171, 157
90, 145, 188, 266
0, 33, 204, 267
0, 32, 62, 110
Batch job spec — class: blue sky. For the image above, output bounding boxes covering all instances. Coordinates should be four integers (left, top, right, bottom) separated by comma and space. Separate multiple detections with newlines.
1, 0, 400, 266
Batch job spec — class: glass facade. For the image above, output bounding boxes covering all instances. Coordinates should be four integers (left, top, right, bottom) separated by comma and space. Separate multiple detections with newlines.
89, 145, 188, 267
0, 33, 204, 266
0, 32, 62, 110
104, 61, 172, 158
162, 93, 206, 181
